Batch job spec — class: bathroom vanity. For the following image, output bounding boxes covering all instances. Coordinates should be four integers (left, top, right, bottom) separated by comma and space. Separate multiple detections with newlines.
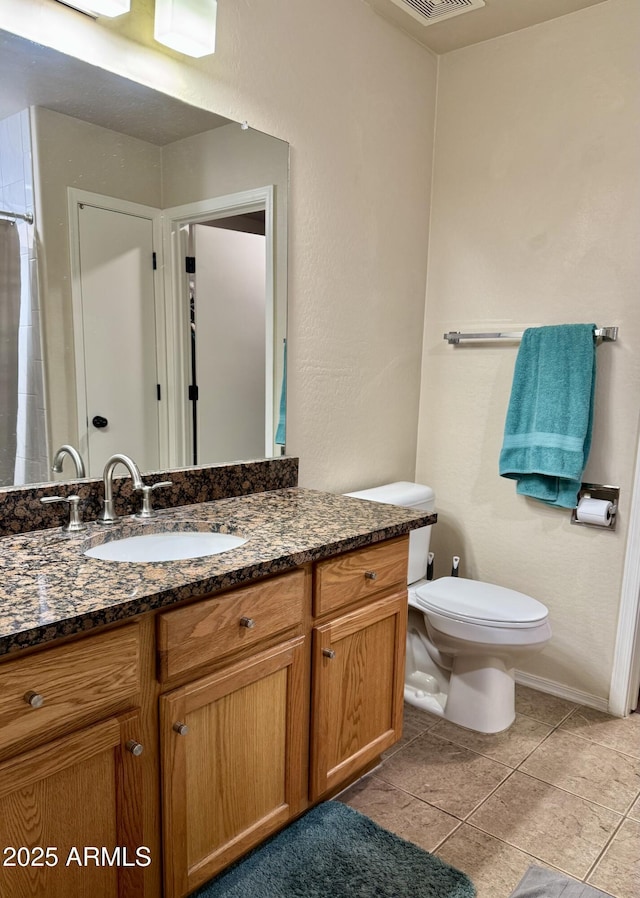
0, 471, 434, 898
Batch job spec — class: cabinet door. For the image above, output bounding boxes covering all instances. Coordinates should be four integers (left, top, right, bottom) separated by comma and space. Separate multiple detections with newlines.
0, 712, 145, 898
310, 591, 407, 800
160, 636, 308, 898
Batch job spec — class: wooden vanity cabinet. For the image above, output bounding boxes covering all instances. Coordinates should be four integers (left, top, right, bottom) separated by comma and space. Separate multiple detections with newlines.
0, 535, 409, 898
0, 624, 141, 762
309, 537, 408, 800
0, 715, 144, 898
0, 623, 145, 898
309, 591, 407, 799
157, 539, 408, 896
157, 570, 310, 898
160, 637, 308, 898
0, 711, 145, 898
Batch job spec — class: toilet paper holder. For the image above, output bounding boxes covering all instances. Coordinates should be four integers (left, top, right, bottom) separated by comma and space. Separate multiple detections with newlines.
571, 483, 619, 531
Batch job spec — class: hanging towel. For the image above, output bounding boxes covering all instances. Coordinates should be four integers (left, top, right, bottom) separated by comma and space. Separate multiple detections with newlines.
499, 323, 596, 508
275, 338, 287, 446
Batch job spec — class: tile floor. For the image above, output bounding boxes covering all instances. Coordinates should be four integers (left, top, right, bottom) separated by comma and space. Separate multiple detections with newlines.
338, 686, 640, 898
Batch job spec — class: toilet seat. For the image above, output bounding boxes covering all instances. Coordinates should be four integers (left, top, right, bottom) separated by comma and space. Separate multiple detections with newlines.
414, 577, 548, 629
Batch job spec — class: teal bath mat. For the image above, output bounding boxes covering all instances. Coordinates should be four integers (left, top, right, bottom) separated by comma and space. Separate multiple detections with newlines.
194, 801, 475, 897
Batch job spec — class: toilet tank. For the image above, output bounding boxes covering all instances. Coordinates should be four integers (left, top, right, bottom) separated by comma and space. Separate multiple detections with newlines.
344, 482, 435, 585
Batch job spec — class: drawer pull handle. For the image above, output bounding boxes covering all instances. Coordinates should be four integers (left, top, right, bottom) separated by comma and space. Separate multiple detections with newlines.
173, 722, 189, 736
125, 740, 144, 757
24, 691, 44, 709
240, 617, 256, 629
322, 648, 336, 659
364, 570, 378, 580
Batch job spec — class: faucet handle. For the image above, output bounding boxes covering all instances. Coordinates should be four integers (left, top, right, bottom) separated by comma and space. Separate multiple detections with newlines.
134, 481, 173, 519
150, 480, 173, 492
41, 495, 86, 533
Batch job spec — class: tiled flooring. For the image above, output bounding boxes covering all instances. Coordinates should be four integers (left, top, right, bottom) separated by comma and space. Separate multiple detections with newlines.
338, 686, 640, 898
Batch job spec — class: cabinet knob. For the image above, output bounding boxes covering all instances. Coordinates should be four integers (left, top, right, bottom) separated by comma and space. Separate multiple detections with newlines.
322, 648, 336, 659
24, 691, 44, 709
364, 570, 377, 580
173, 722, 189, 736
240, 617, 256, 629
125, 740, 144, 756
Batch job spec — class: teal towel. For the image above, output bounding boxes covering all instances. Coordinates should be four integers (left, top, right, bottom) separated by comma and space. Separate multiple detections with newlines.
499, 324, 596, 508
275, 338, 287, 446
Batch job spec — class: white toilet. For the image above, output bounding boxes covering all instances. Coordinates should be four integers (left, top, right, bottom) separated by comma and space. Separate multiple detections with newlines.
345, 482, 552, 734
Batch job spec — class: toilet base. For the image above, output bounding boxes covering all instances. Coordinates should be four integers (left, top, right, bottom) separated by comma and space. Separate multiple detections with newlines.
406, 609, 518, 734
445, 654, 516, 734
404, 658, 516, 733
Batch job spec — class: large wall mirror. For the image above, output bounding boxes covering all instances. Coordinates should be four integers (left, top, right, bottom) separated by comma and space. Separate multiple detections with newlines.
0, 30, 288, 487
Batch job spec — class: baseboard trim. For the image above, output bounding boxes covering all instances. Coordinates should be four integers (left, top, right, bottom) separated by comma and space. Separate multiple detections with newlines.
515, 670, 610, 714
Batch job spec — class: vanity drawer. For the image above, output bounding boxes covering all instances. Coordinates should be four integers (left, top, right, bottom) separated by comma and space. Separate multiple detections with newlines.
157, 569, 306, 681
313, 536, 409, 618
0, 624, 141, 759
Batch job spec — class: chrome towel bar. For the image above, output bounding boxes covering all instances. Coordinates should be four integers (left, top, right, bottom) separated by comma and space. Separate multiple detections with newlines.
444, 326, 618, 345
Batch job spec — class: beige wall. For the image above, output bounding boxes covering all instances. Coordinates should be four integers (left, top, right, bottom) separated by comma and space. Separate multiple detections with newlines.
5, 0, 438, 492
416, 0, 640, 701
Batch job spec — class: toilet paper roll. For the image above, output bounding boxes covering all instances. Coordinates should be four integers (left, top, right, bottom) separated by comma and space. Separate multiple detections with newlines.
576, 497, 614, 527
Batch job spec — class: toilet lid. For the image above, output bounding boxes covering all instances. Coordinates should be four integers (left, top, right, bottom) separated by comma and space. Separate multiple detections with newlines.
414, 577, 548, 626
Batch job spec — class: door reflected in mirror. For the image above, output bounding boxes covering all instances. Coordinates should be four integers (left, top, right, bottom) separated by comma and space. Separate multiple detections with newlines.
0, 30, 288, 486
187, 215, 268, 466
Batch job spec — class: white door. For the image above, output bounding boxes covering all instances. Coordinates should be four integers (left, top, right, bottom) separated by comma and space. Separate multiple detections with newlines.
75, 203, 160, 476
193, 225, 266, 463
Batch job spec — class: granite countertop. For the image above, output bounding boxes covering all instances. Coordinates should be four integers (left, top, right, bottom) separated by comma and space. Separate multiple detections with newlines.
0, 488, 435, 657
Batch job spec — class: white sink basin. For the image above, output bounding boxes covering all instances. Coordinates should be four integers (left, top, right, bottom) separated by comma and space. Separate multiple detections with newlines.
84, 530, 247, 563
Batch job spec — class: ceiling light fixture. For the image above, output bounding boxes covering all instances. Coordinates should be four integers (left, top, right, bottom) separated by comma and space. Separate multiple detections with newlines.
154, 0, 218, 58
56, 0, 131, 16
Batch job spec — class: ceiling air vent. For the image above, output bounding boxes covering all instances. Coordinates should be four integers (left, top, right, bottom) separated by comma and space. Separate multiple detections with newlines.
388, 0, 485, 27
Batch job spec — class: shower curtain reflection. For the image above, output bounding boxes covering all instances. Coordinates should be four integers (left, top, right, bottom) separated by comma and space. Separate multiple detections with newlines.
0, 107, 49, 486
0, 219, 20, 486
0, 209, 49, 487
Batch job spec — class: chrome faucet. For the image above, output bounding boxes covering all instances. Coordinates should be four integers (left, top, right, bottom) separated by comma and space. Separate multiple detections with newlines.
51, 445, 86, 479
98, 454, 144, 525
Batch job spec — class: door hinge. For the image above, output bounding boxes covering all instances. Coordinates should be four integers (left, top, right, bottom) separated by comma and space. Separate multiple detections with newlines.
157, 384, 161, 401
188, 384, 199, 401
152, 251, 157, 270
185, 256, 196, 274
